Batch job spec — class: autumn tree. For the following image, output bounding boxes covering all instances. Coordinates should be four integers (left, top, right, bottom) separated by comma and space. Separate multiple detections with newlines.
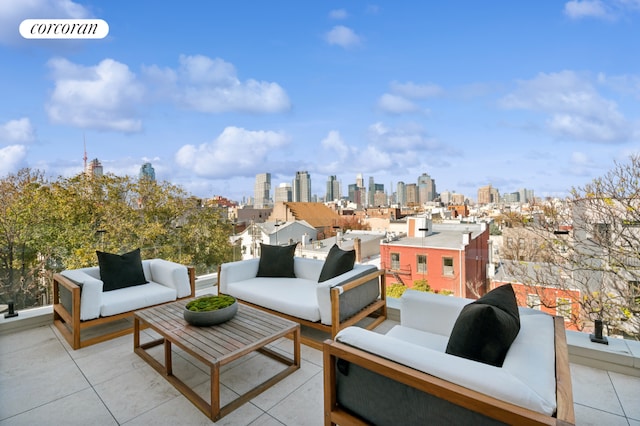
503, 155, 640, 339
0, 168, 234, 309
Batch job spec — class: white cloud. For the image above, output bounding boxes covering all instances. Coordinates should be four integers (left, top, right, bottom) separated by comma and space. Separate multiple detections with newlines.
564, 0, 610, 19
500, 71, 632, 143
0, 145, 28, 176
377, 93, 420, 114
0, 0, 91, 46
389, 81, 443, 99
321, 130, 350, 160
175, 126, 290, 178
46, 58, 144, 132
143, 54, 291, 114
367, 122, 442, 153
377, 81, 442, 114
325, 25, 361, 48
329, 9, 348, 20
563, 0, 640, 20
0, 118, 35, 143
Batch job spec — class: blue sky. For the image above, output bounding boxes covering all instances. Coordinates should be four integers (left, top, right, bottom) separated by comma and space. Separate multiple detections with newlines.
1, 1, 639, 202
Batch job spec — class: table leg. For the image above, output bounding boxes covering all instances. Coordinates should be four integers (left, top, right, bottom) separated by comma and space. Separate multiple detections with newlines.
133, 317, 140, 350
165, 339, 172, 376
211, 362, 220, 420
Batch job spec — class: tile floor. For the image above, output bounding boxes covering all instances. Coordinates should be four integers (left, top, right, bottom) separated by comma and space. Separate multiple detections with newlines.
1, 322, 639, 425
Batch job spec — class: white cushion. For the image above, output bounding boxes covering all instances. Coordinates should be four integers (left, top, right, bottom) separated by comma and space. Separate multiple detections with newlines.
100, 282, 177, 317
61, 268, 103, 321
148, 259, 191, 298
400, 290, 468, 336
336, 326, 556, 416
226, 277, 320, 322
219, 258, 260, 294
386, 325, 449, 352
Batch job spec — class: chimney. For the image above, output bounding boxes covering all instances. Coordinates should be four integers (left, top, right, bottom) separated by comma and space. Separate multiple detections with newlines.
354, 237, 362, 263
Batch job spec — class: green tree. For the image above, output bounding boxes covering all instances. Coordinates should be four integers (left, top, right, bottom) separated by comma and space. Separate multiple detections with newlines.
0, 168, 235, 309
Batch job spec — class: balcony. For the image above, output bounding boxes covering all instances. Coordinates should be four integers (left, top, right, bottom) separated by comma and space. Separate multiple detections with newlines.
1, 285, 639, 425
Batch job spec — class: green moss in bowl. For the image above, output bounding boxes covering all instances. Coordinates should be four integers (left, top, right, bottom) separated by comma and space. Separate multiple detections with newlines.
186, 295, 236, 312
184, 295, 238, 326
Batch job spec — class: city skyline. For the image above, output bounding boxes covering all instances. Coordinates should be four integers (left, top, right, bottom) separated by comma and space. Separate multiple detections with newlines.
1, 1, 639, 202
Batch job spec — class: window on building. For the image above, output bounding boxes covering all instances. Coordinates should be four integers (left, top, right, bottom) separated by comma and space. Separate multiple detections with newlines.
556, 297, 572, 321
390, 252, 400, 270
527, 294, 541, 310
442, 257, 454, 276
417, 254, 427, 274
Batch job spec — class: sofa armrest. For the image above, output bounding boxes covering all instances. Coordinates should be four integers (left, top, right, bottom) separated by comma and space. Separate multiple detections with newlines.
317, 265, 381, 325
58, 269, 103, 321
148, 259, 194, 298
400, 289, 470, 336
219, 258, 260, 294
333, 326, 557, 417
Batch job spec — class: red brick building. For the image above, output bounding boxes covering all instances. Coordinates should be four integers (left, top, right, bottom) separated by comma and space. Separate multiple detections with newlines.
380, 218, 490, 298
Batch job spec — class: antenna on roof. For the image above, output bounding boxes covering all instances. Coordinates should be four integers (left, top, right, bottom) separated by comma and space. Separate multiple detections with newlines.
83, 133, 87, 173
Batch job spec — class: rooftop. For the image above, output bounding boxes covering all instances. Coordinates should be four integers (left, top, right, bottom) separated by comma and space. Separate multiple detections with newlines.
1, 290, 639, 425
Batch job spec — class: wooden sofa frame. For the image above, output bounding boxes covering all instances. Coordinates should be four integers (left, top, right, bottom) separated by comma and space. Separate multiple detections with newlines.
52, 267, 196, 350
323, 315, 575, 426
219, 267, 387, 350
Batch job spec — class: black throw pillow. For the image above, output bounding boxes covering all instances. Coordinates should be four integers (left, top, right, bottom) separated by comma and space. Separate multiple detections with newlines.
97, 248, 148, 292
256, 243, 297, 278
445, 284, 520, 367
318, 244, 356, 282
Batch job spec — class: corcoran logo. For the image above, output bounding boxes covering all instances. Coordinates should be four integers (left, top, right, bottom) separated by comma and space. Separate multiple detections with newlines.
19, 19, 109, 39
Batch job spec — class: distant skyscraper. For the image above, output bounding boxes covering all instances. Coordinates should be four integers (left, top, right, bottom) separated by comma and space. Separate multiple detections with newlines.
254, 173, 271, 208
397, 181, 406, 207
406, 183, 418, 206
139, 162, 156, 181
293, 171, 311, 202
418, 173, 436, 204
275, 182, 292, 202
85, 158, 103, 177
478, 184, 500, 205
326, 175, 340, 202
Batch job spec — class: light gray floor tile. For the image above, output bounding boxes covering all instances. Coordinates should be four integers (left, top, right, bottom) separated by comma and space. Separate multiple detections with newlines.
122, 394, 212, 426
0, 325, 57, 356
0, 347, 89, 420
249, 413, 287, 426
93, 363, 182, 424
251, 361, 322, 411
569, 363, 625, 416
221, 353, 289, 396
609, 370, 640, 421
0, 388, 116, 426
574, 403, 630, 426
267, 373, 324, 426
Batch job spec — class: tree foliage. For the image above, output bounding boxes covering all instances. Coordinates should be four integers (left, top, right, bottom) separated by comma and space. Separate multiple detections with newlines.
503, 155, 640, 339
0, 169, 233, 310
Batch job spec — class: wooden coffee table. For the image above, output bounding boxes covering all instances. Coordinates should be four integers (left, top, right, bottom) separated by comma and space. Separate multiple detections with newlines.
133, 299, 300, 421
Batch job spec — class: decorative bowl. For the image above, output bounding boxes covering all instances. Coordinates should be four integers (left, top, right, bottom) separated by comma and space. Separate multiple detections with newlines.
183, 295, 238, 326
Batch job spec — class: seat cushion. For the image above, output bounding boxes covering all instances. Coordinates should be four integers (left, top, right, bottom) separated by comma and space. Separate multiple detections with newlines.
445, 284, 520, 367
318, 244, 356, 282
256, 243, 297, 278
226, 277, 320, 322
100, 282, 177, 316
97, 248, 148, 292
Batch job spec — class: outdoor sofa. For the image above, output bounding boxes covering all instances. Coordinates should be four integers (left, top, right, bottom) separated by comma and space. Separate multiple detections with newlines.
324, 288, 574, 425
218, 244, 387, 349
53, 251, 195, 349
